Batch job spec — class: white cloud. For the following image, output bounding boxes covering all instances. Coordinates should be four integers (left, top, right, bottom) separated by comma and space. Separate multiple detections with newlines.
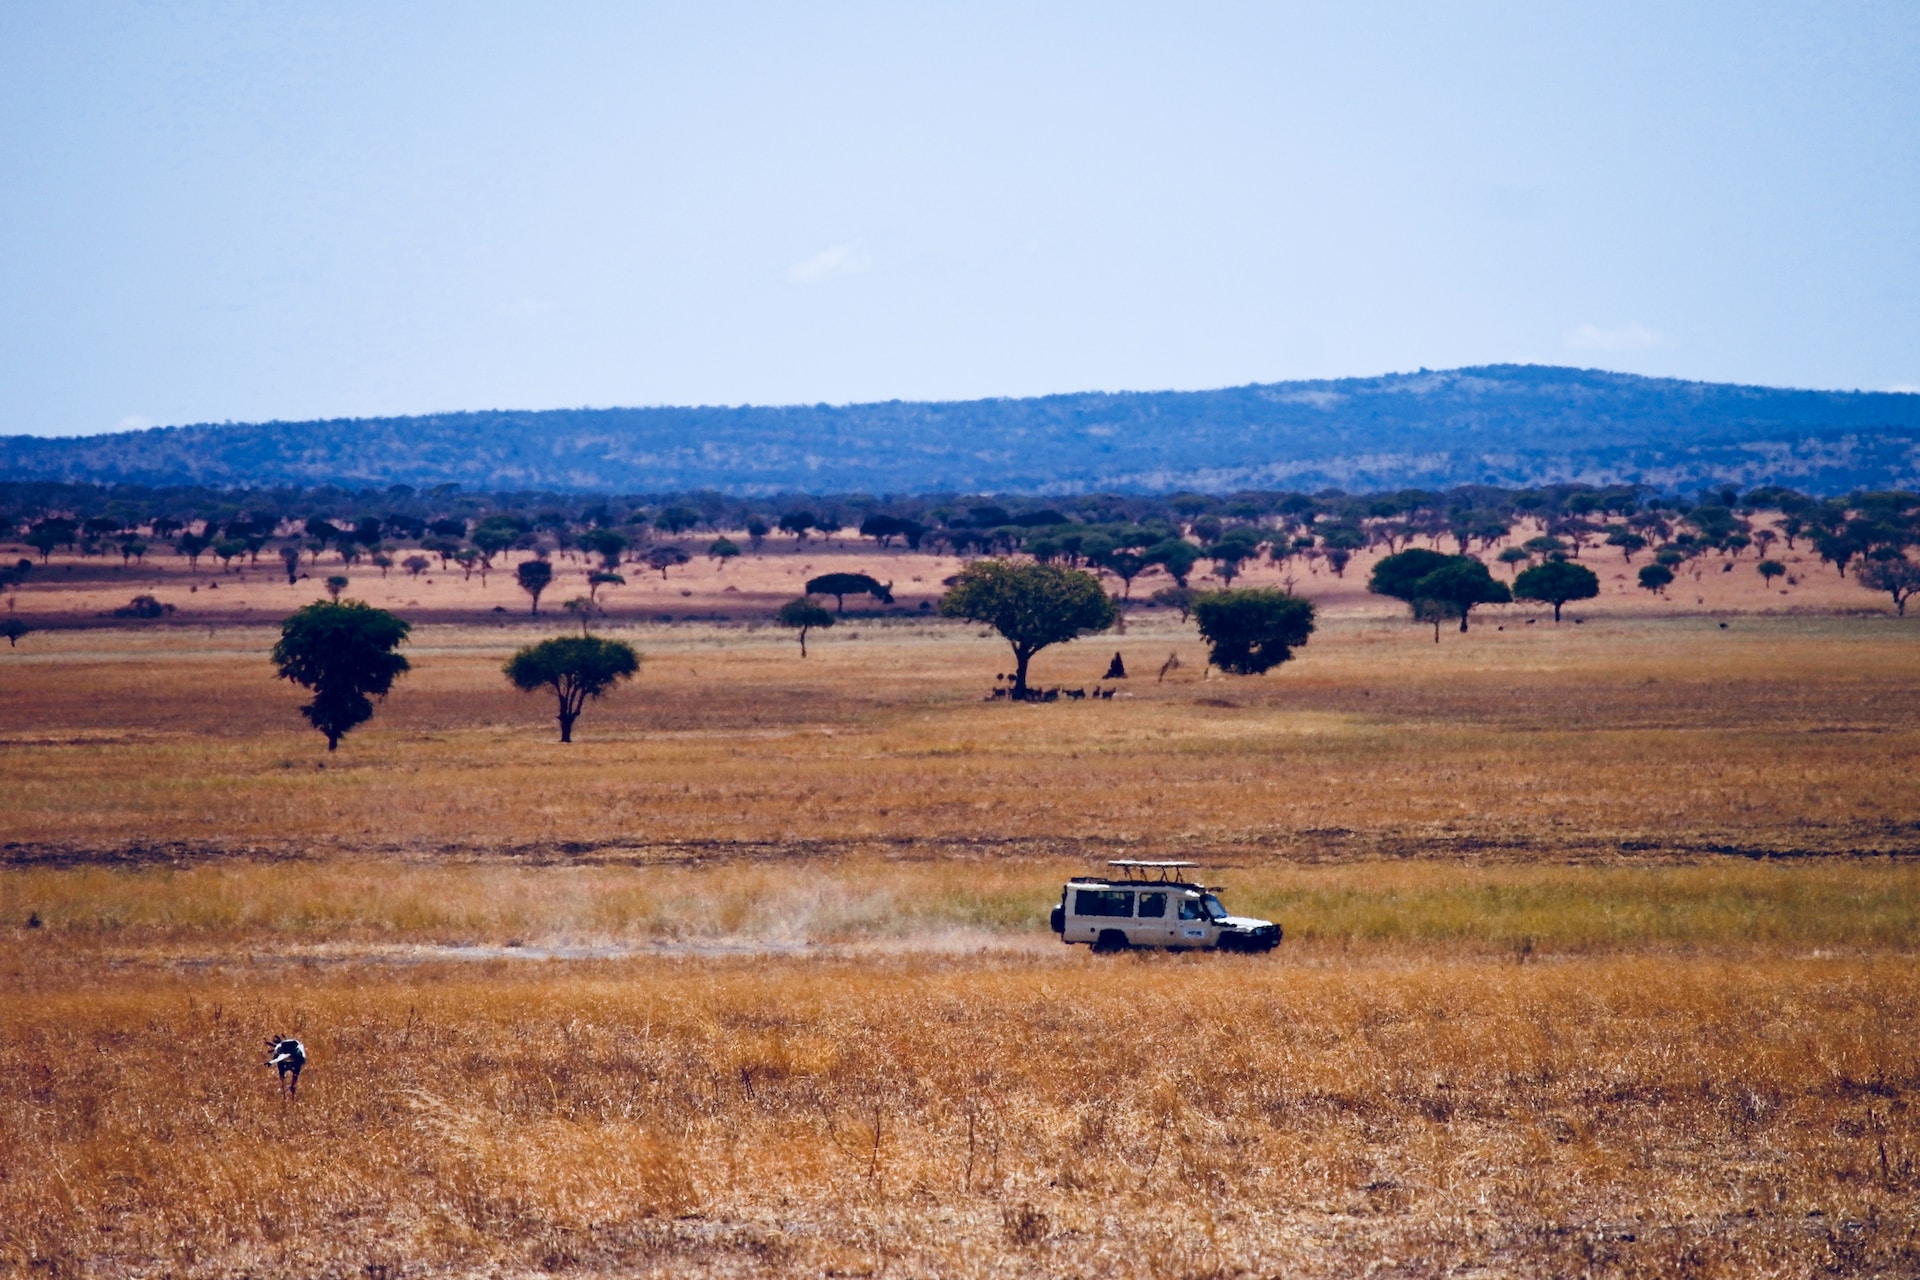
1565, 322, 1663, 353
115, 414, 153, 431
786, 243, 869, 285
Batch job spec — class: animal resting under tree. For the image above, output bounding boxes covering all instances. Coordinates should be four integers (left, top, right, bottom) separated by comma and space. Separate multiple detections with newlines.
939, 559, 1116, 699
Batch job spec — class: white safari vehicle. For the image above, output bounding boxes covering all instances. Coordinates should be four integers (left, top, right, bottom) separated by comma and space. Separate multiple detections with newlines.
1049, 861, 1281, 953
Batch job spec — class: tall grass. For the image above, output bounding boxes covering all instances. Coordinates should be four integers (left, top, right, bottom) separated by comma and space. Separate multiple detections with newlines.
3, 954, 1915, 1277
7, 858, 1917, 953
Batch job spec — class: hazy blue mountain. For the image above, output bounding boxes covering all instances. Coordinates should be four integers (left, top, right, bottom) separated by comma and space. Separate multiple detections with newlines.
4, 365, 1917, 495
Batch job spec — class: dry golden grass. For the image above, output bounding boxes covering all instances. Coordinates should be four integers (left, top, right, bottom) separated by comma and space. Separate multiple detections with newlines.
5, 858, 1919, 956
3, 952, 1916, 1277
2, 612, 1917, 860
2, 607, 1918, 1276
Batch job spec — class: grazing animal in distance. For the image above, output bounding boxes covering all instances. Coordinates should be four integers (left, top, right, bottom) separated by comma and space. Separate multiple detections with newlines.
265, 1037, 306, 1096
1099, 687, 1115, 700
1157, 652, 1182, 682
1064, 688, 1086, 700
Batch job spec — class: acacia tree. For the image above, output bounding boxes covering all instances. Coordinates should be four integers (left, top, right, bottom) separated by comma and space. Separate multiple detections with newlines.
776, 597, 834, 656
1857, 557, 1920, 616
1410, 557, 1511, 632
270, 600, 412, 750
1192, 589, 1315, 674
504, 635, 640, 742
1367, 548, 1453, 602
805, 572, 893, 614
647, 546, 691, 579
939, 560, 1115, 697
581, 529, 628, 570
516, 559, 554, 614
1513, 560, 1600, 622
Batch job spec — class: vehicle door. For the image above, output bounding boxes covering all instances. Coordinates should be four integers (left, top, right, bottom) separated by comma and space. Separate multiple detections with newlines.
1133, 890, 1175, 946
1173, 894, 1214, 947
1070, 887, 1133, 943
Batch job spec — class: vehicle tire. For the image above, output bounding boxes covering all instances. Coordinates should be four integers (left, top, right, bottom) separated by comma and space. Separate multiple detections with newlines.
1215, 933, 1242, 954
1049, 906, 1065, 934
1092, 929, 1131, 954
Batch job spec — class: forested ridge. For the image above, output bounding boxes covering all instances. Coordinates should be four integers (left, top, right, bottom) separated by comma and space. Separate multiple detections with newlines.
4, 364, 1918, 495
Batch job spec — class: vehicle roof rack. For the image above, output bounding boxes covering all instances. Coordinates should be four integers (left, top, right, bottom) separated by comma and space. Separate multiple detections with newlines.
1106, 859, 1200, 883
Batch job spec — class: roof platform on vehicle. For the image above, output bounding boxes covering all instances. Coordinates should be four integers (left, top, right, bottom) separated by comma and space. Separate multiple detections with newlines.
1068, 860, 1205, 886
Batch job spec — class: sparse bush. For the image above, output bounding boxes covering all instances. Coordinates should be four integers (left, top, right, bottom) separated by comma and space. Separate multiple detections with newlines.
1192, 588, 1316, 674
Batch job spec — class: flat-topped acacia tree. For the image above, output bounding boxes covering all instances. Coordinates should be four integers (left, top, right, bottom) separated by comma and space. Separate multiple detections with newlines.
504, 635, 640, 742
940, 559, 1116, 698
270, 600, 412, 750
1513, 559, 1600, 622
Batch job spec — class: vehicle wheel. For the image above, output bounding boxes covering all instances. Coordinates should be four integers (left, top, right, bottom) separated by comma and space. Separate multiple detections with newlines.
1092, 929, 1130, 954
1049, 906, 1065, 934
1215, 934, 1242, 954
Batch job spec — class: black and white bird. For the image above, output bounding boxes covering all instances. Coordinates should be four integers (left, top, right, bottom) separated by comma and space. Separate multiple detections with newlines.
264, 1037, 306, 1095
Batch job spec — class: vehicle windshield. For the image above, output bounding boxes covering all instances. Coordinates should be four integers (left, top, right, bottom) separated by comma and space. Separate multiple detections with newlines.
1201, 894, 1228, 920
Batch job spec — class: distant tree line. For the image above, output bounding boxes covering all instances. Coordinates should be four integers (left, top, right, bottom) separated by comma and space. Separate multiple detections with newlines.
3, 479, 1917, 617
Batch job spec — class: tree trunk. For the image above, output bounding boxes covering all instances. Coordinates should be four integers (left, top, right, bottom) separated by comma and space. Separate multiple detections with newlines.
1012, 647, 1034, 697
558, 713, 574, 743
1553, 601, 1564, 622
799, 628, 809, 657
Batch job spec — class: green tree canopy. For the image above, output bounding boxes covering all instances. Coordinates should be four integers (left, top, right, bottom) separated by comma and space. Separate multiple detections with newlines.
647, 546, 691, 578
581, 528, 628, 569
775, 597, 835, 656
504, 635, 640, 742
1638, 564, 1674, 595
1856, 556, 1920, 616
1411, 558, 1511, 633
1145, 539, 1200, 588
270, 600, 412, 750
805, 572, 893, 613
1512, 559, 1600, 622
939, 559, 1115, 696
516, 559, 553, 614
1367, 548, 1455, 602
1192, 588, 1316, 675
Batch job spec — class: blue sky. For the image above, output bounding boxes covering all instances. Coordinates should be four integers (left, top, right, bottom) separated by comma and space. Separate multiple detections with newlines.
1, 2, 1915, 436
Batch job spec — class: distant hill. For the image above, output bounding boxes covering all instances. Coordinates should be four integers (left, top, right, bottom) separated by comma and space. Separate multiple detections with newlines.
4, 365, 1917, 495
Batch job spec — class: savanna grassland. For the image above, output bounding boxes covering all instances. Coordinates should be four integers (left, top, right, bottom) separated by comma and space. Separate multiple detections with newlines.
2, 593, 1918, 1277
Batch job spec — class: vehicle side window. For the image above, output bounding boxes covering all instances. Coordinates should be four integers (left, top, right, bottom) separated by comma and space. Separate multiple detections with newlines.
1137, 892, 1167, 919
1074, 889, 1133, 918
1178, 898, 1205, 921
